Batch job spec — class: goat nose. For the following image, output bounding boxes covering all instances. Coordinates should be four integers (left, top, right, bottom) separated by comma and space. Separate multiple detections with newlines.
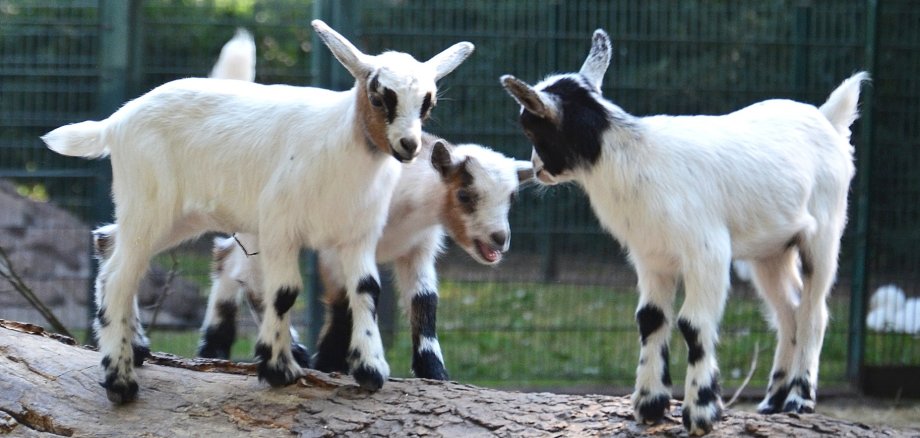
490, 231, 508, 248
400, 138, 418, 156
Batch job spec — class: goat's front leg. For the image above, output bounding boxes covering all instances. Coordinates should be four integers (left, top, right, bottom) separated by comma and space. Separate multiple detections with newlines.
393, 246, 448, 380
630, 256, 678, 424
253, 244, 304, 387
243, 284, 311, 368
338, 245, 390, 391
677, 243, 730, 435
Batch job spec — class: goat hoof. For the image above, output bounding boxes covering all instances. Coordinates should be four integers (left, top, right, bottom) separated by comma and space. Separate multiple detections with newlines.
759, 375, 815, 415
682, 401, 722, 436
132, 343, 151, 367
290, 342, 312, 368
101, 377, 138, 404
782, 395, 815, 414
411, 350, 449, 380
632, 391, 671, 424
255, 343, 303, 387
348, 350, 390, 391
257, 360, 302, 387
351, 365, 386, 391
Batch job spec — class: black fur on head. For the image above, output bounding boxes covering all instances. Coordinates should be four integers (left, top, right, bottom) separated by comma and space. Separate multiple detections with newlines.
519, 75, 610, 177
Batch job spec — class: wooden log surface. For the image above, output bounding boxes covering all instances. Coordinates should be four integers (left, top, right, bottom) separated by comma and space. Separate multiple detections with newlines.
0, 320, 913, 437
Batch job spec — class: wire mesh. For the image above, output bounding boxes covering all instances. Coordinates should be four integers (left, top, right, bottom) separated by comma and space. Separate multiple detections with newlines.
0, 0, 917, 394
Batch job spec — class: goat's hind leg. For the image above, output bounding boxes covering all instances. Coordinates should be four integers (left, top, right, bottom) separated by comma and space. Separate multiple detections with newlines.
91, 225, 151, 367
750, 251, 801, 414
783, 231, 840, 414
394, 248, 448, 380
94, 229, 159, 403
630, 257, 679, 424
197, 239, 242, 359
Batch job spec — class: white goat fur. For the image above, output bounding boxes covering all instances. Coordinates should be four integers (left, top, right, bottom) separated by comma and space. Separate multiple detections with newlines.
210, 28, 256, 82
199, 136, 531, 379
502, 29, 865, 435
43, 20, 473, 402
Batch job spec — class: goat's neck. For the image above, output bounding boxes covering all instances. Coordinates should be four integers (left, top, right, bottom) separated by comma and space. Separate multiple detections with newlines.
577, 120, 651, 236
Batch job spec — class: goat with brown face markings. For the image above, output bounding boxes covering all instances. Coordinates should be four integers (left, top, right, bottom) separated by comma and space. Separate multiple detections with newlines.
176, 133, 533, 380
44, 20, 474, 403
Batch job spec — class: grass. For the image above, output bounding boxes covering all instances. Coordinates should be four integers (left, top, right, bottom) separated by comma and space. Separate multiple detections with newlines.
137, 278, 876, 394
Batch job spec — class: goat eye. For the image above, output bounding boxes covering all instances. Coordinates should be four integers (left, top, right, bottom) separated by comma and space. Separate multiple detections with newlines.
457, 189, 472, 204
369, 94, 383, 108
420, 93, 433, 119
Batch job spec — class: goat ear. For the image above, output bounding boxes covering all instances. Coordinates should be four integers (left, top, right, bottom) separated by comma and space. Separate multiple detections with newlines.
500, 75, 557, 120
578, 29, 612, 91
426, 42, 475, 81
311, 20, 372, 79
430, 140, 455, 178
514, 160, 534, 184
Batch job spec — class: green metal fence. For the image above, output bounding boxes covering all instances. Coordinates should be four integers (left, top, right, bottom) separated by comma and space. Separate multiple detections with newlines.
1, 0, 917, 396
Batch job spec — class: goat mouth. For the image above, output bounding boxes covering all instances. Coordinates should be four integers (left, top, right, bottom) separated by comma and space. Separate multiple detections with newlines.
391, 149, 415, 163
474, 239, 503, 264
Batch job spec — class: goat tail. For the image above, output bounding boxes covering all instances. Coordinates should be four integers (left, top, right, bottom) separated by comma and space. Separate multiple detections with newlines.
819, 71, 870, 141
209, 28, 256, 82
41, 120, 110, 158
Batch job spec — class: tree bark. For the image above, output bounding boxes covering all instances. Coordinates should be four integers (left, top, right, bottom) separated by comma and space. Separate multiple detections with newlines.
0, 320, 911, 437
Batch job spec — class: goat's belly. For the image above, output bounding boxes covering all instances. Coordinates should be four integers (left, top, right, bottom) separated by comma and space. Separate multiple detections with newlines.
295, 198, 392, 250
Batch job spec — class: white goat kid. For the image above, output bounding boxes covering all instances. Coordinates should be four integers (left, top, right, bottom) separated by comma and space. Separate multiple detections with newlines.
502, 30, 864, 435
194, 134, 532, 379
42, 20, 473, 403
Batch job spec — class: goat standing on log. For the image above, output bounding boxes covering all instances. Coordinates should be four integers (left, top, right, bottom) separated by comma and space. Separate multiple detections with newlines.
93, 134, 532, 380
502, 29, 865, 435
42, 20, 474, 403
193, 135, 532, 379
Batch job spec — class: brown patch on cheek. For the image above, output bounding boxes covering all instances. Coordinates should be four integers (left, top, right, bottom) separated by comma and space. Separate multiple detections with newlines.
442, 177, 472, 249
354, 79, 391, 155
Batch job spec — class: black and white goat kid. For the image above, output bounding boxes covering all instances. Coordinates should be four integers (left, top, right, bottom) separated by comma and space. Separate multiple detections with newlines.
184, 134, 532, 380
502, 30, 865, 435
42, 20, 473, 403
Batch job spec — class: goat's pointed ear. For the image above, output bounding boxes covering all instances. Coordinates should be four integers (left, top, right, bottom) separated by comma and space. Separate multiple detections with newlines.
312, 20, 372, 79
514, 160, 534, 184
430, 140, 455, 178
578, 29, 612, 92
500, 75, 557, 120
426, 42, 475, 81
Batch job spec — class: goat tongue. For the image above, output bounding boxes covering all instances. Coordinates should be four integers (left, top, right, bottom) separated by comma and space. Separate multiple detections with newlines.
476, 240, 501, 263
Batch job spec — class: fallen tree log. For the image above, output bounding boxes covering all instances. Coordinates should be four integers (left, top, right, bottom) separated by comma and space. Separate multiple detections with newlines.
0, 320, 910, 437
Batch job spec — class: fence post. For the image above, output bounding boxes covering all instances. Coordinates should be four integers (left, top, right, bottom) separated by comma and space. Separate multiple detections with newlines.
846, 0, 878, 386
